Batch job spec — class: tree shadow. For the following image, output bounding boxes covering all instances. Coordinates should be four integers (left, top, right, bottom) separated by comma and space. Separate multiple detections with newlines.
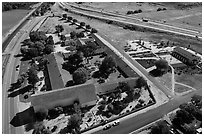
14, 54, 23, 58
8, 82, 22, 92
65, 80, 75, 88
20, 56, 32, 61
69, 23, 75, 26
75, 26, 82, 29
149, 69, 164, 77
55, 41, 61, 45
10, 107, 35, 127
25, 122, 35, 132
58, 18, 64, 21
8, 85, 33, 98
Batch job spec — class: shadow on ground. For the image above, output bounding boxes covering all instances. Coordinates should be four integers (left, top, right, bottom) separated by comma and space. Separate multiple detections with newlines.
10, 107, 35, 127
8, 85, 33, 98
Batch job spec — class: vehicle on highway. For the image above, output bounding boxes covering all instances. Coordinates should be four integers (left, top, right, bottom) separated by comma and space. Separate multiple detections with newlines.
103, 124, 112, 130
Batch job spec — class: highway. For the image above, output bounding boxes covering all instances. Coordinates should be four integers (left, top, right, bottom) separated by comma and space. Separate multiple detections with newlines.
60, 2, 201, 39
2, 16, 46, 134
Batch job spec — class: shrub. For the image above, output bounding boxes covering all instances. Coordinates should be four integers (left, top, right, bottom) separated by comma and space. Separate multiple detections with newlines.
157, 8, 162, 11
91, 28, 98, 33
138, 9, 142, 13
127, 10, 134, 14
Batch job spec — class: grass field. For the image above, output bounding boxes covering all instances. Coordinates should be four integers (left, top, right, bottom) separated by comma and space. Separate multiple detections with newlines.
175, 73, 202, 95
79, 2, 201, 32
174, 83, 192, 93
2, 9, 31, 37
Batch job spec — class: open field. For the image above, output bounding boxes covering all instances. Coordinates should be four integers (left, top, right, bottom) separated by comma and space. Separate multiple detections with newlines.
2, 9, 31, 37
53, 4, 202, 54
174, 83, 192, 93
175, 73, 202, 95
79, 2, 201, 32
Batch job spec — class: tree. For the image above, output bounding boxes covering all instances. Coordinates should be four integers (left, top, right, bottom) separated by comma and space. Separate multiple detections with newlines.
29, 31, 47, 42
155, 59, 169, 70
157, 8, 162, 11
67, 16, 73, 21
80, 22, 85, 27
91, 28, 98, 33
150, 121, 171, 134
55, 25, 64, 34
67, 114, 81, 133
85, 24, 91, 29
72, 19, 77, 23
127, 10, 134, 14
46, 35, 54, 45
118, 82, 131, 92
176, 109, 194, 124
38, 57, 48, 70
191, 95, 202, 109
35, 108, 48, 122
179, 103, 202, 121
61, 39, 77, 47
72, 67, 89, 85
44, 44, 54, 54
27, 48, 39, 57
34, 41, 45, 55
62, 13, 67, 19
76, 42, 97, 57
99, 55, 117, 76
27, 67, 39, 86
33, 122, 51, 134
68, 52, 84, 66
20, 47, 28, 55
138, 9, 142, 13
136, 76, 148, 89
76, 32, 84, 38
182, 124, 197, 134
70, 31, 77, 39
60, 34, 66, 41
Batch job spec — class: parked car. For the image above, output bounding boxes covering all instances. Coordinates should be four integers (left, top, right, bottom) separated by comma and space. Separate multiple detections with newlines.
16, 65, 20, 71
103, 124, 112, 130
112, 120, 120, 126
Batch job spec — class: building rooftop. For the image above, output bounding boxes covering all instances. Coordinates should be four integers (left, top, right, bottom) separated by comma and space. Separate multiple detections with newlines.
31, 83, 98, 110
45, 53, 65, 90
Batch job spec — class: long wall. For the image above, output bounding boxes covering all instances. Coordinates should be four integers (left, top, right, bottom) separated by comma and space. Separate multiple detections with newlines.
31, 83, 97, 112
95, 77, 138, 95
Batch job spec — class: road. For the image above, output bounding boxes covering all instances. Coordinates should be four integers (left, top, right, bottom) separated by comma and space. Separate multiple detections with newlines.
60, 2, 201, 39
2, 16, 46, 134
85, 34, 199, 134
93, 33, 174, 98
94, 92, 196, 134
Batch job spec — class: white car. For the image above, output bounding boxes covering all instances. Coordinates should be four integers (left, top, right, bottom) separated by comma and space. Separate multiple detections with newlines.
112, 120, 120, 126
103, 124, 112, 130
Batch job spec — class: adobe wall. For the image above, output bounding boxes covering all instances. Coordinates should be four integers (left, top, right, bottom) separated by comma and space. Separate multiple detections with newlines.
31, 83, 97, 112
